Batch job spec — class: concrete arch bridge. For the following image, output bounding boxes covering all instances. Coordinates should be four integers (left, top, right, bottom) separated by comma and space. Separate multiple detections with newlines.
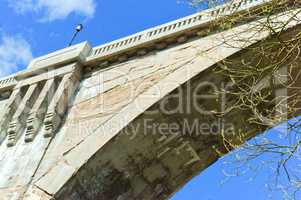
0, 0, 301, 199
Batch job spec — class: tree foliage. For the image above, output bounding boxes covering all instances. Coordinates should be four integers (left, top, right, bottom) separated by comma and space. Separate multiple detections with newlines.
184, 0, 301, 199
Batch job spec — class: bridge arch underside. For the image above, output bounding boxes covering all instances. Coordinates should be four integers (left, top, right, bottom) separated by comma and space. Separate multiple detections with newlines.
54, 25, 301, 200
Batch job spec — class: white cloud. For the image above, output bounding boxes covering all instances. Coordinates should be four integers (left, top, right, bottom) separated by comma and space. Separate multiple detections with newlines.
8, 0, 96, 22
0, 35, 33, 77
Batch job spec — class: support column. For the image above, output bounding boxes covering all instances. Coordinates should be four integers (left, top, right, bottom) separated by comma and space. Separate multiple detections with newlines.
7, 83, 40, 147
0, 88, 25, 144
25, 78, 56, 142
43, 65, 81, 138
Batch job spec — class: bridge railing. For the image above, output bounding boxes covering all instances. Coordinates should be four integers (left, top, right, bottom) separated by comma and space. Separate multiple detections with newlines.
0, 0, 277, 92
0, 75, 17, 92
88, 0, 270, 61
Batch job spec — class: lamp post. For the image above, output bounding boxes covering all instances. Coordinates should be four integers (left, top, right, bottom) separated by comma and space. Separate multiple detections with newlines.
68, 24, 83, 46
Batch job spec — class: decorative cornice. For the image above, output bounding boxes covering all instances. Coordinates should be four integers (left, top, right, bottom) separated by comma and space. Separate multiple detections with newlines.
0, 42, 91, 92
28, 42, 91, 70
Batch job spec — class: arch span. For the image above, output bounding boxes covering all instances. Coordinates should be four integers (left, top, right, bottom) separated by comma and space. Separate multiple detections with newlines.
0, 4, 300, 200
35, 10, 301, 200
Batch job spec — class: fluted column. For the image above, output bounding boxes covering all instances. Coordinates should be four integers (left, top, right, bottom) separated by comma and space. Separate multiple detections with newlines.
7, 83, 40, 147
0, 88, 24, 144
43, 65, 81, 138
25, 78, 56, 142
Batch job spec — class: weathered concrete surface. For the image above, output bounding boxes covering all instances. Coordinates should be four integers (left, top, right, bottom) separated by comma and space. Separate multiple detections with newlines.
28, 42, 91, 70
51, 26, 301, 200
0, 1, 300, 199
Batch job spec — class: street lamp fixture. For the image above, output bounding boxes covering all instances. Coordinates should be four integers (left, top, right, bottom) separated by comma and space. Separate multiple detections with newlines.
68, 24, 84, 46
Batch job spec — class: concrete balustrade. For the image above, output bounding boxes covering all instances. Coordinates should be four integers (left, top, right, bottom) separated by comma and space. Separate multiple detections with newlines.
0, 0, 293, 148
88, 0, 273, 62
0, 0, 287, 93
0, 75, 18, 92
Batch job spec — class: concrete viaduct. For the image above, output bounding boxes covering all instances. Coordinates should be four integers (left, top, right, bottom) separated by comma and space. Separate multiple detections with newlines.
0, 0, 300, 199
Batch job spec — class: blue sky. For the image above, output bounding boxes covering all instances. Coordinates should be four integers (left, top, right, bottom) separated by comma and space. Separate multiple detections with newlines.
0, 0, 298, 199
0, 0, 198, 77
